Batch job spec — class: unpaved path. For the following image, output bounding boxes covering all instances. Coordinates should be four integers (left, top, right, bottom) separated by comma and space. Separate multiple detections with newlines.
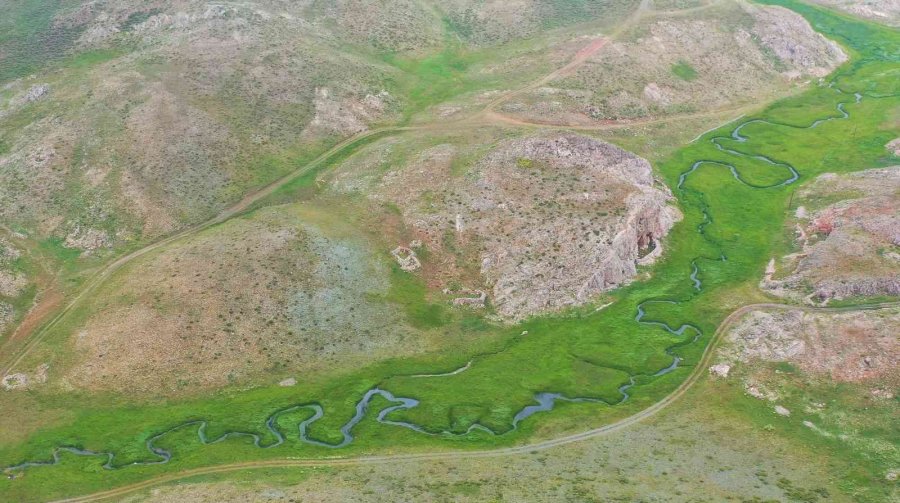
47, 301, 900, 503
0, 226, 62, 359
478, 0, 737, 129
0, 0, 739, 375
0, 126, 415, 376
480, 103, 763, 131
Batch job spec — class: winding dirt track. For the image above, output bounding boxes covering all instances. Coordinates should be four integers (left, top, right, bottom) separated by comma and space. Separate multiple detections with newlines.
0, 126, 416, 377
49, 301, 899, 503
0, 0, 669, 376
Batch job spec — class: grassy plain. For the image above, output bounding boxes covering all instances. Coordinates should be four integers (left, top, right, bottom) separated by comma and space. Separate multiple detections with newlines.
0, 1, 897, 501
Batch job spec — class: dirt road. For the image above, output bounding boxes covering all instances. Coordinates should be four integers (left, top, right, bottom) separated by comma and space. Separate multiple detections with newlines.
0, 0, 741, 376
0, 126, 414, 377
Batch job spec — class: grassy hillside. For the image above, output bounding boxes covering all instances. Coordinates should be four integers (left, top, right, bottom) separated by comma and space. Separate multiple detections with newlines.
0, 1, 896, 501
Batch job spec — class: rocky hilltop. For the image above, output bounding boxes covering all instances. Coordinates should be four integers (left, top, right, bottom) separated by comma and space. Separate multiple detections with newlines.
332, 132, 681, 320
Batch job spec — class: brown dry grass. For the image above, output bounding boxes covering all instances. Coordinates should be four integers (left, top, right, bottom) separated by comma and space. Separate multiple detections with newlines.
61, 201, 430, 394
499, 1, 847, 124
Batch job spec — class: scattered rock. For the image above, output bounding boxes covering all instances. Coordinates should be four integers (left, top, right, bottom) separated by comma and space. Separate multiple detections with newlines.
437, 105, 462, 117
450, 289, 487, 308
1, 373, 28, 390
709, 363, 731, 378
870, 388, 894, 400
764, 258, 776, 282
0, 270, 27, 297
278, 377, 297, 387
888, 138, 900, 156
391, 245, 421, 271
10, 84, 50, 108
745, 381, 778, 401
642, 82, 672, 105
887, 469, 899, 482
307, 87, 392, 136
64, 226, 111, 253
774, 405, 791, 416
0, 302, 13, 333
260, 488, 287, 499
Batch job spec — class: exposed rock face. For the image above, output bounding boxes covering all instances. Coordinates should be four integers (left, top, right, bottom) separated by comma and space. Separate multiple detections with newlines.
762, 168, 900, 304
723, 308, 899, 384
331, 133, 681, 320
476, 136, 681, 319
749, 5, 848, 77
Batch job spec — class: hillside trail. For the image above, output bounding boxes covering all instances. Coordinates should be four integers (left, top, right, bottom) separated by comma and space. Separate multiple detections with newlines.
0, 126, 414, 376
0, 226, 62, 362
0, 0, 724, 375
475, 0, 725, 126
48, 300, 900, 503
478, 0, 651, 114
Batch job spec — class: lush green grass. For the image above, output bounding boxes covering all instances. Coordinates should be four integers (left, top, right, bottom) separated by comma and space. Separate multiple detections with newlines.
0, 1, 897, 501
671, 60, 698, 81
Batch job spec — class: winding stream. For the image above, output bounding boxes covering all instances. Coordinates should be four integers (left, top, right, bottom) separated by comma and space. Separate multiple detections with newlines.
3, 84, 864, 475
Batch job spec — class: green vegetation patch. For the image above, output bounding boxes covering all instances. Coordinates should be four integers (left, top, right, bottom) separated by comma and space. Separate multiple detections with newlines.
671, 60, 698, 81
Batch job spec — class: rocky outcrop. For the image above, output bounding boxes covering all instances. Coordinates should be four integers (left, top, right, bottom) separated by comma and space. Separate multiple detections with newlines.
748, 5, 848, 77
0, 270, 27, 298
500, 2, 849, 125
469, 135, 681, 319
334, 132, 681, 320
810, 0, 900, 27
722, 308, 899, 384
307, 88, 392, 136
762, 168, 900, 304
